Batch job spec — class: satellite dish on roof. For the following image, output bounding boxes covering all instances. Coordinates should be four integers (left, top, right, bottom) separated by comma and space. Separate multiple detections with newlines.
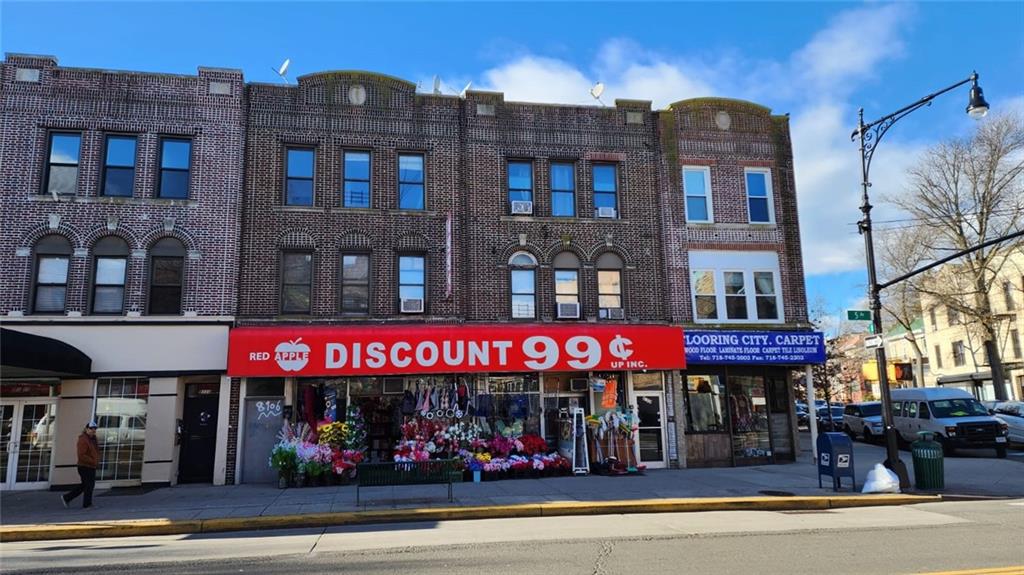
271, 59, 291, 84
590, 82, 606, 106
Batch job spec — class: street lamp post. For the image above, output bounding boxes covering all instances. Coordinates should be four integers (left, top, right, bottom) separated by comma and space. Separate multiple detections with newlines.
853, 72, 989, 488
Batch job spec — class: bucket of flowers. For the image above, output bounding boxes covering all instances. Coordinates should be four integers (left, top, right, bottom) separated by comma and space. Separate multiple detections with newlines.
332, 448, 364, 484
269, 440, 298, 489
467, 454, 484, 483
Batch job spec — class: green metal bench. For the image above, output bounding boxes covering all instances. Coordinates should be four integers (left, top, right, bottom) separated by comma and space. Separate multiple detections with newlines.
356, 460, 462, 504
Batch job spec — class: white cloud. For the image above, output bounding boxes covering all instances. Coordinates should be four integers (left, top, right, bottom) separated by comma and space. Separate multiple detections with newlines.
466, 4, 927, 277
479, 56, 593, 105
793, 4, 912, 95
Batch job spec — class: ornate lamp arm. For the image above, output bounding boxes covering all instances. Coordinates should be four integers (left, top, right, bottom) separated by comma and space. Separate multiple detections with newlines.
853, 73, 978, 179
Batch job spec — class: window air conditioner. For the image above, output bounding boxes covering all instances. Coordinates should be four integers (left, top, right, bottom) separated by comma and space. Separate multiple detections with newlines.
400, 298, 424, 313
511, 200, 533, 215
556, 302, 581, 319
596, 206, 617, 218
601, 307, 625, 320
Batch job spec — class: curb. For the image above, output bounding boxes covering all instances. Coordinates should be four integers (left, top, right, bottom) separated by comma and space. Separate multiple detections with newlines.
0, 494, 940, 543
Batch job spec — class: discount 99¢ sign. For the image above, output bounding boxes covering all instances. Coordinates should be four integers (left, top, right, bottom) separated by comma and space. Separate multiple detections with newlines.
228, 324, 686, 377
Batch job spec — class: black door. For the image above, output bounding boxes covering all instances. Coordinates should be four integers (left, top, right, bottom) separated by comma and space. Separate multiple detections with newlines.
179, 383, 219, 483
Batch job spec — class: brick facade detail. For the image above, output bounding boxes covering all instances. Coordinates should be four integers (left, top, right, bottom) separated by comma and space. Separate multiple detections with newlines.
657, 98, 809, 327
0, 54, 244, 318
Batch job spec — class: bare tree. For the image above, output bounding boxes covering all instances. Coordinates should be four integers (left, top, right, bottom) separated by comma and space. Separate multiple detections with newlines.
794, 297, 853, 423
883, 112, 1024, 400
877, 226, 930, 387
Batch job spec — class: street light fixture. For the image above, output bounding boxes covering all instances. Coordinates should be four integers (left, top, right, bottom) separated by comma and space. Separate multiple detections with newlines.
852, 72, 989, 488
967, 76, 990, 119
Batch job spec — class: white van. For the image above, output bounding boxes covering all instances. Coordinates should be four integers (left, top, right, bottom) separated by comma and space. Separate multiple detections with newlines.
891, 388, 1010, 458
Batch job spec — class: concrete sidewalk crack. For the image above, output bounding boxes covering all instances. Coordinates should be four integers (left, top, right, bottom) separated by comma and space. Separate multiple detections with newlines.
308, 528, 327, 554
592, 540, 614, 575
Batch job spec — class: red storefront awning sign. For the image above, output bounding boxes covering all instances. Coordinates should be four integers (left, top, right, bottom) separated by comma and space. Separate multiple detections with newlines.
228, 324, 685, 377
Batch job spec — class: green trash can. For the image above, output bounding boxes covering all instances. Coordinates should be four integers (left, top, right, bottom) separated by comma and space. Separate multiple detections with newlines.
911, 431, 944, 490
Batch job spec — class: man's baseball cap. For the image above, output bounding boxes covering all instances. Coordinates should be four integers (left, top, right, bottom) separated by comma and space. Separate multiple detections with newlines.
85, 421, 98, 429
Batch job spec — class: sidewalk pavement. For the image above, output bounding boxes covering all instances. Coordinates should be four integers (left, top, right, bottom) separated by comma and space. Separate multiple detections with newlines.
0, 433, 1019, 540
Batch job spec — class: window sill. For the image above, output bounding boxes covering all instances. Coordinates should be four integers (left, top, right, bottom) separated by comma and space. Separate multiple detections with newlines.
274, 205, 325, 213
500, 215, 630, 224
686, 222, 777, 230
385, 209, 438, 217
691, 319, 787, 326
29, 195, 197, 207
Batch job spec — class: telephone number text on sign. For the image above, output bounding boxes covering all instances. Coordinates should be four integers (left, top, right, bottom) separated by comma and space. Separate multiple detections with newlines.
228, 324, 686, 377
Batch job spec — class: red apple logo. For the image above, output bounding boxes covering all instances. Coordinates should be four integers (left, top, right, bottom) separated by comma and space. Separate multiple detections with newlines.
274, 338, 310, 372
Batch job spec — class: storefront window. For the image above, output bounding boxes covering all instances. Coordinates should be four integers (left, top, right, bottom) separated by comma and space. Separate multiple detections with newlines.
685, 375, 726, 432
247, 378, 284, 397
589, 372, 625, 417
728, 375, 771, 459
541, 372, 589, 446
94, 377, 148, 481
483, 375, 540, 436
632, 372, 664, 391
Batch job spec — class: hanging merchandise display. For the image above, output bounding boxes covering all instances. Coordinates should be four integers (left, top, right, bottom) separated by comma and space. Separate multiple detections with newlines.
586, 408, 645, 476
600, 377, 619, 410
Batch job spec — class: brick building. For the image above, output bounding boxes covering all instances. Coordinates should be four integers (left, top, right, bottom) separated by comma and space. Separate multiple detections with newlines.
228, 72, 815, 480
1, 54, 244, 490
2, 56, 819, 491
663, 100, 815, 467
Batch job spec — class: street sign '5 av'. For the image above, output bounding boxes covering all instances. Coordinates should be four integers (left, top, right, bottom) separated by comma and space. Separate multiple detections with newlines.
847, 309, 872, 321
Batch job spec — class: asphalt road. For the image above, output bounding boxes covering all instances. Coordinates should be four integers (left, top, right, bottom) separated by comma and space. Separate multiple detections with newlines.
2, 499, 1022, 574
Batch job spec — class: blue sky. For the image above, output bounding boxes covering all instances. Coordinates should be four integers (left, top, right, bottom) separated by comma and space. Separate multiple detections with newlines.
4, 2, 1023, 331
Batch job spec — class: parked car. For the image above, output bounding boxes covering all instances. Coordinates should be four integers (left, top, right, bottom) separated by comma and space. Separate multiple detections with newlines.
987, 401, 1024, 446
796, 406, 810, 428
891, 388, 1009, 457
816, 406, 846, 432
842, 401, 884, 442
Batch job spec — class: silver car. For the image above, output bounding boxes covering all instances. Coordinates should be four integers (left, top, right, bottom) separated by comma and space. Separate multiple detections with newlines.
843, 402, 884, 442
988, 401, 1024, 446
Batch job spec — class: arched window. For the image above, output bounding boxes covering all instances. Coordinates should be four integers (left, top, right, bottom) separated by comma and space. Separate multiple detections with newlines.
596, 252, 624, 320
553, 251, 580, 318
32, 235, 72, 313
91, 236, 130, 314
509, 251, 537, 319
149, 238, 186, 315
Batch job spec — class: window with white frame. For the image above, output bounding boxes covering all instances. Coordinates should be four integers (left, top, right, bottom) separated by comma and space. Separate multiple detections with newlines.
94, 377, 148, 481
597, 252, 624, 319
692, 270, 717, 320
553, 251, 580, 313
744, 168, 774, 224
753, 271, 779, 320
683, 166, 712, 222
509, 252, 537, 319
689, 251, 783, 323
724, 271, 747, 319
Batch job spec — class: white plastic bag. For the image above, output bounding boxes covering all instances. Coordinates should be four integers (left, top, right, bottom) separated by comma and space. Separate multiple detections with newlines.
862, 463, 901, 493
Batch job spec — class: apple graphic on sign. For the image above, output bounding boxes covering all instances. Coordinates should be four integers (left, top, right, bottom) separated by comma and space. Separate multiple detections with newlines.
274, 338, 310, 372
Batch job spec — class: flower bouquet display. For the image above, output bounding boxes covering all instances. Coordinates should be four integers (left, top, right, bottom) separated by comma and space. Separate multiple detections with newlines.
317, 421, 350, 448
344, 404, 367, 453
332, 448, 364, 483
269, 440, 298, 488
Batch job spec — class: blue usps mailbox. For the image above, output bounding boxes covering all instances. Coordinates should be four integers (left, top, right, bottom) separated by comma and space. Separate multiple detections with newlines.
817, 432, 855, 491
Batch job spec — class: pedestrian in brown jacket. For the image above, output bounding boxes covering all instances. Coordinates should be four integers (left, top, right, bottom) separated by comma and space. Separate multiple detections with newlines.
61, 421, 99, 509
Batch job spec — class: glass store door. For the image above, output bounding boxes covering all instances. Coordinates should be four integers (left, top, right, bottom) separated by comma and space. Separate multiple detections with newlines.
635, 393, 666, 468
727, 375, 772, 465
1, 400, 58, 490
